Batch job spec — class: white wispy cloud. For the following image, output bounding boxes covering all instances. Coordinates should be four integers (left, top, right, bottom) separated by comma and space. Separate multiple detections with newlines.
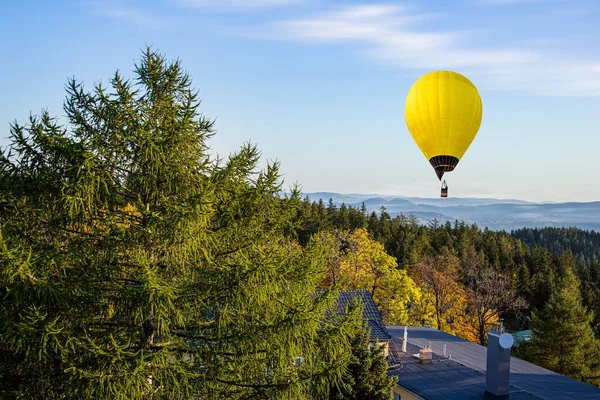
94, 3, 173, 28
267, 4, 600, 96
175, 0, 306, 9
475, 0, 549, 4
96, 0, 306, 27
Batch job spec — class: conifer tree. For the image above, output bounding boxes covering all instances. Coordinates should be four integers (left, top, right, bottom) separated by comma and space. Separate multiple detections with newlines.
0, 48, 362, 399
523, 262, 600, 386
329, 320, 395, 400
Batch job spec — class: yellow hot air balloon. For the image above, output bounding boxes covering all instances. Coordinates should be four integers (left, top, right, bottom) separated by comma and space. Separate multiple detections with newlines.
405, 70, 483, 197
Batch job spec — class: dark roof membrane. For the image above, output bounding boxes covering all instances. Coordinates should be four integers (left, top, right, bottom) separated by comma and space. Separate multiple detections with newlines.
335, 289, 391, 341
387, 325, 600, 400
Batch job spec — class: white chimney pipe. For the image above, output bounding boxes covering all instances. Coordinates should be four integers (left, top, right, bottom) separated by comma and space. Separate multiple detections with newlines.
402, 326, 407, 353
485, 326, 514, 399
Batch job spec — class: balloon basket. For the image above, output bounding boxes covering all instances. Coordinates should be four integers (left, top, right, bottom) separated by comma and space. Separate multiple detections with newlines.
441, 181, 448, 198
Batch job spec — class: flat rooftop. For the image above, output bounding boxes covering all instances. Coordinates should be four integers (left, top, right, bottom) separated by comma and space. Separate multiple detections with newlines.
387, 325, 600, 400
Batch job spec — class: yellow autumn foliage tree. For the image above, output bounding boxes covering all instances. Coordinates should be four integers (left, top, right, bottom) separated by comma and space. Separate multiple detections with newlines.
411, 253, 491, 343
313, 228, 422, 325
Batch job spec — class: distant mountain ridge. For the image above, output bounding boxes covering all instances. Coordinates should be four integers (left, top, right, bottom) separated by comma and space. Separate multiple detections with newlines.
298, 192, 600, 232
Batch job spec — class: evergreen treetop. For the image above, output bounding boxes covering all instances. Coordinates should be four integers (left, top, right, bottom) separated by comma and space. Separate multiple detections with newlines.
0, 48, 364, 399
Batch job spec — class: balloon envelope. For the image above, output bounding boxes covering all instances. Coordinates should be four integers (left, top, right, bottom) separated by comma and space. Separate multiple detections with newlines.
405, 70, 483, 180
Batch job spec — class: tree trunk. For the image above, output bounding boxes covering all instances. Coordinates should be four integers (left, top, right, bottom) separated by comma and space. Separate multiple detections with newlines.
436, 293, 442, 330
144, 319, 155, 348
479, 321, 486, 346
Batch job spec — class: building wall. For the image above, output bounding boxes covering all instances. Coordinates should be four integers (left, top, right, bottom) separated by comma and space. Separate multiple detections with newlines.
393, 385, 423, 400
368, 340, 389, 357
379, 340, 389, 357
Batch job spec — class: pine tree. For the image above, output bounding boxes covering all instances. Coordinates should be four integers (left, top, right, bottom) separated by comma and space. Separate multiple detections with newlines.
524, 264, 600, 386
368, 211, 380, 239
360, 202, 368, 217
329, 319, 395, 400
529, 247, 556, 311
0, 48, 362, 399
514, 262, 532, 301
337, 203, 350, 230
348, 206, 367, 231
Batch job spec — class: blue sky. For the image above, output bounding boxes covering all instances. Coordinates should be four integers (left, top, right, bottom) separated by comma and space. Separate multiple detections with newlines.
1, 0, 599, 202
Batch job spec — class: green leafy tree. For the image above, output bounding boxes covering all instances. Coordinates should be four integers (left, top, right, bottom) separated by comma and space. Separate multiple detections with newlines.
330, 319, 395, 400
0, 48, 362, 399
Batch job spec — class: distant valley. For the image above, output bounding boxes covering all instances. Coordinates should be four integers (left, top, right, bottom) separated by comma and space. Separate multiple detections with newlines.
300, 192, 600, 232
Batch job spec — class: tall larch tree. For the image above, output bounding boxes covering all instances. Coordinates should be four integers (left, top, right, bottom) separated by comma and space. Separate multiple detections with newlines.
0, 48, 363, 399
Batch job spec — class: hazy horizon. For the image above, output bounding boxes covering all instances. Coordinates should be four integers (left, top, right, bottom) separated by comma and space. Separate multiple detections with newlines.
296, 190, 587, 204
